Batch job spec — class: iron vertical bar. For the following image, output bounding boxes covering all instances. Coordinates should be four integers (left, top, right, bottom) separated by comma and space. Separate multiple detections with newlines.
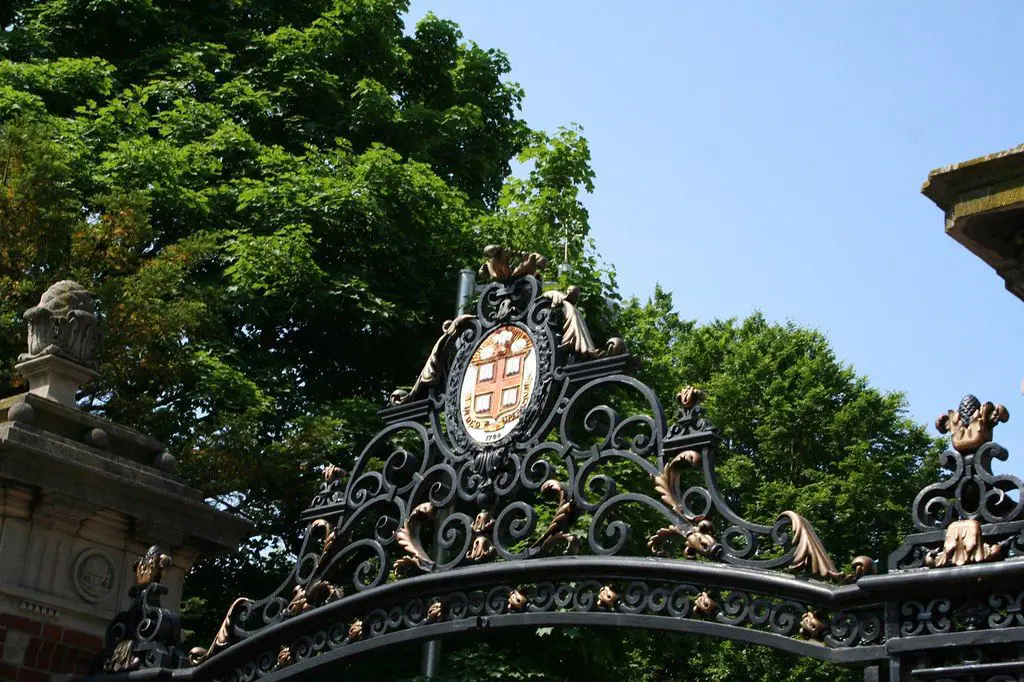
422, 268, 477, 679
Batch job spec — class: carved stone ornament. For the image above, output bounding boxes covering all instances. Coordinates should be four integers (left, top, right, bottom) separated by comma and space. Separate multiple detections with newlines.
936, 394, 1009, 454
20, 280, 101, 368
72, 549, 116, 603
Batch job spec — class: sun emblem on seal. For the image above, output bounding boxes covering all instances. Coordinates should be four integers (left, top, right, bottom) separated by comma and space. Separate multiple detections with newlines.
460, 326, 537, 444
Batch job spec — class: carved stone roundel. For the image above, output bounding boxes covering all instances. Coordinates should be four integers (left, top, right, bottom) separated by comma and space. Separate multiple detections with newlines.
73, 549, 116, 603
459, 325, 537, 445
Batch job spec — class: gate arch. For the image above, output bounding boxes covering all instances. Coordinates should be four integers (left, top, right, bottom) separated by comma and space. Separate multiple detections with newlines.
83, 249, 1024, 682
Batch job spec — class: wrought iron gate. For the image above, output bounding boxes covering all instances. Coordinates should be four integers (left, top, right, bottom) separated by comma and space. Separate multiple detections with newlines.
82, 249, 1024, 682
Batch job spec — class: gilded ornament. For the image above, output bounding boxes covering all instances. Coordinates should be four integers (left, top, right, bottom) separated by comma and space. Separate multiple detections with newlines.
391, 315, 475, 404
540, 286, 626, 359
276, 647, 293, 669
925, 519, 1003, 567
189, 597, 252, 664
693, 591, 718, 616
478, 245, 548, 282
678, 386, 705, 409
466, 510, 495, 561
936, 394, 1009, 454
135, 546, 172, 586
285, 580, 343, 617
598, 586, 619, 610
531, 479, 580, 554
348, 620, 364, 642
393, 502, 437, 573
653, 450, 702, 514
426, 600, 443, 623
780, 511, 841, 580
647, 520, 720, 559
800, 611, 827, 640
507, 589, 529, 612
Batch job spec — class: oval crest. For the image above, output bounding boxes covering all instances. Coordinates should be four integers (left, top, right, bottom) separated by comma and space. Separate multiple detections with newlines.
459, 325, 537, 444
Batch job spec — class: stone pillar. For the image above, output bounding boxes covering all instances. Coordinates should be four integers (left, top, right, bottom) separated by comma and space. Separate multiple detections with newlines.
0, 282, 251, 681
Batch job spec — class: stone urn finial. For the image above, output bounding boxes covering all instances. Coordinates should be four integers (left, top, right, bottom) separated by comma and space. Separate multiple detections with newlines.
15, 280, 101, 407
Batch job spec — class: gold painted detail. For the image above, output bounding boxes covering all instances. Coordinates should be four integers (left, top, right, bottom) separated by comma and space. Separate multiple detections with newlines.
507, 589, 528, 612
426, 600, 443, 623
348, 620, 364, 642
653, 450, 701, 515
466, 510, 495, 561
647, 519, 720, 559
276, 647, 293, 670
103, 639, 138, 673
188, 597, 252, 666
925, 519, 1003, 567
800, 611, 827, 640
541, 286, 626, 359
678, 386, 705, 409
391, 315, 475, 405
936, 394, 1009, 454
479, 245, 548, 282
135, 546, 171, 586
780, 511, 877, 583
323, 464, 346, 482
286, 580, 343, 617
598, 586, 619, 610
393, 502, 437, 574
693, 591, 718, 616
531, 479, 581, 555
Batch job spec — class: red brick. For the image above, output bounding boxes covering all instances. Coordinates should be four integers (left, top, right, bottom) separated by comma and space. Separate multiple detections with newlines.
61, 630, 101, 652
16, 668, 48, 682
22, 640, 40, 670
38, 625, 60, 644
58, 647, 80, 675
0, 615, 40, 636
0, 663, 19, 681
32, 641, 53, 671
45, 644, 66, 674
72, 650, 93, 676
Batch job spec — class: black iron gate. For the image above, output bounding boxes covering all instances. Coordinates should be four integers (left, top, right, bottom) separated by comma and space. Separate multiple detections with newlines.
83, 249, 1024, 682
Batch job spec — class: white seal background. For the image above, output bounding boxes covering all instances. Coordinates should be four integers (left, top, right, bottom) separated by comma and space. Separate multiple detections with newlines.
459, 326, 537, 445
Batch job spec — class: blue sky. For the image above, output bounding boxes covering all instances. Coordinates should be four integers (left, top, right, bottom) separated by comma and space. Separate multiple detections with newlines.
407, 1, 1024, 470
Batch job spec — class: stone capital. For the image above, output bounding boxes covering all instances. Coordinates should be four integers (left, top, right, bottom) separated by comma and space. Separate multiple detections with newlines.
14, 354, 98, 407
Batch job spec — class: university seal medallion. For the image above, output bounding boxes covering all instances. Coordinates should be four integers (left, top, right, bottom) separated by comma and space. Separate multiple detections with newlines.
459, 325, 537, 444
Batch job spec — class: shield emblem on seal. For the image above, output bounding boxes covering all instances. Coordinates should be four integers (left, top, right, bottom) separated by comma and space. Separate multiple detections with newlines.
460, 326, 537, 444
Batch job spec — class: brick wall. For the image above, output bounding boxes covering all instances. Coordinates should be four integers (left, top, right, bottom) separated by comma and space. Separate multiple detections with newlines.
0, 613, 102, 682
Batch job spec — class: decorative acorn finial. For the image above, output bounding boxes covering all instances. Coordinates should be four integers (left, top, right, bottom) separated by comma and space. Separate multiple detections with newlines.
936, 394, 1008, 454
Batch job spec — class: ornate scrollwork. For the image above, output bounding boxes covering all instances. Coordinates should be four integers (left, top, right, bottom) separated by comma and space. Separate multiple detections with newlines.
141, 248, 883, 671
94, 547, 187, 673
393, 502, 436, 573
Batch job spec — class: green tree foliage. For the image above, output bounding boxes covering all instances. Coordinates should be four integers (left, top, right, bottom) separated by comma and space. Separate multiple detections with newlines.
1, 2, 940, 680
0, 0, 613, 639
